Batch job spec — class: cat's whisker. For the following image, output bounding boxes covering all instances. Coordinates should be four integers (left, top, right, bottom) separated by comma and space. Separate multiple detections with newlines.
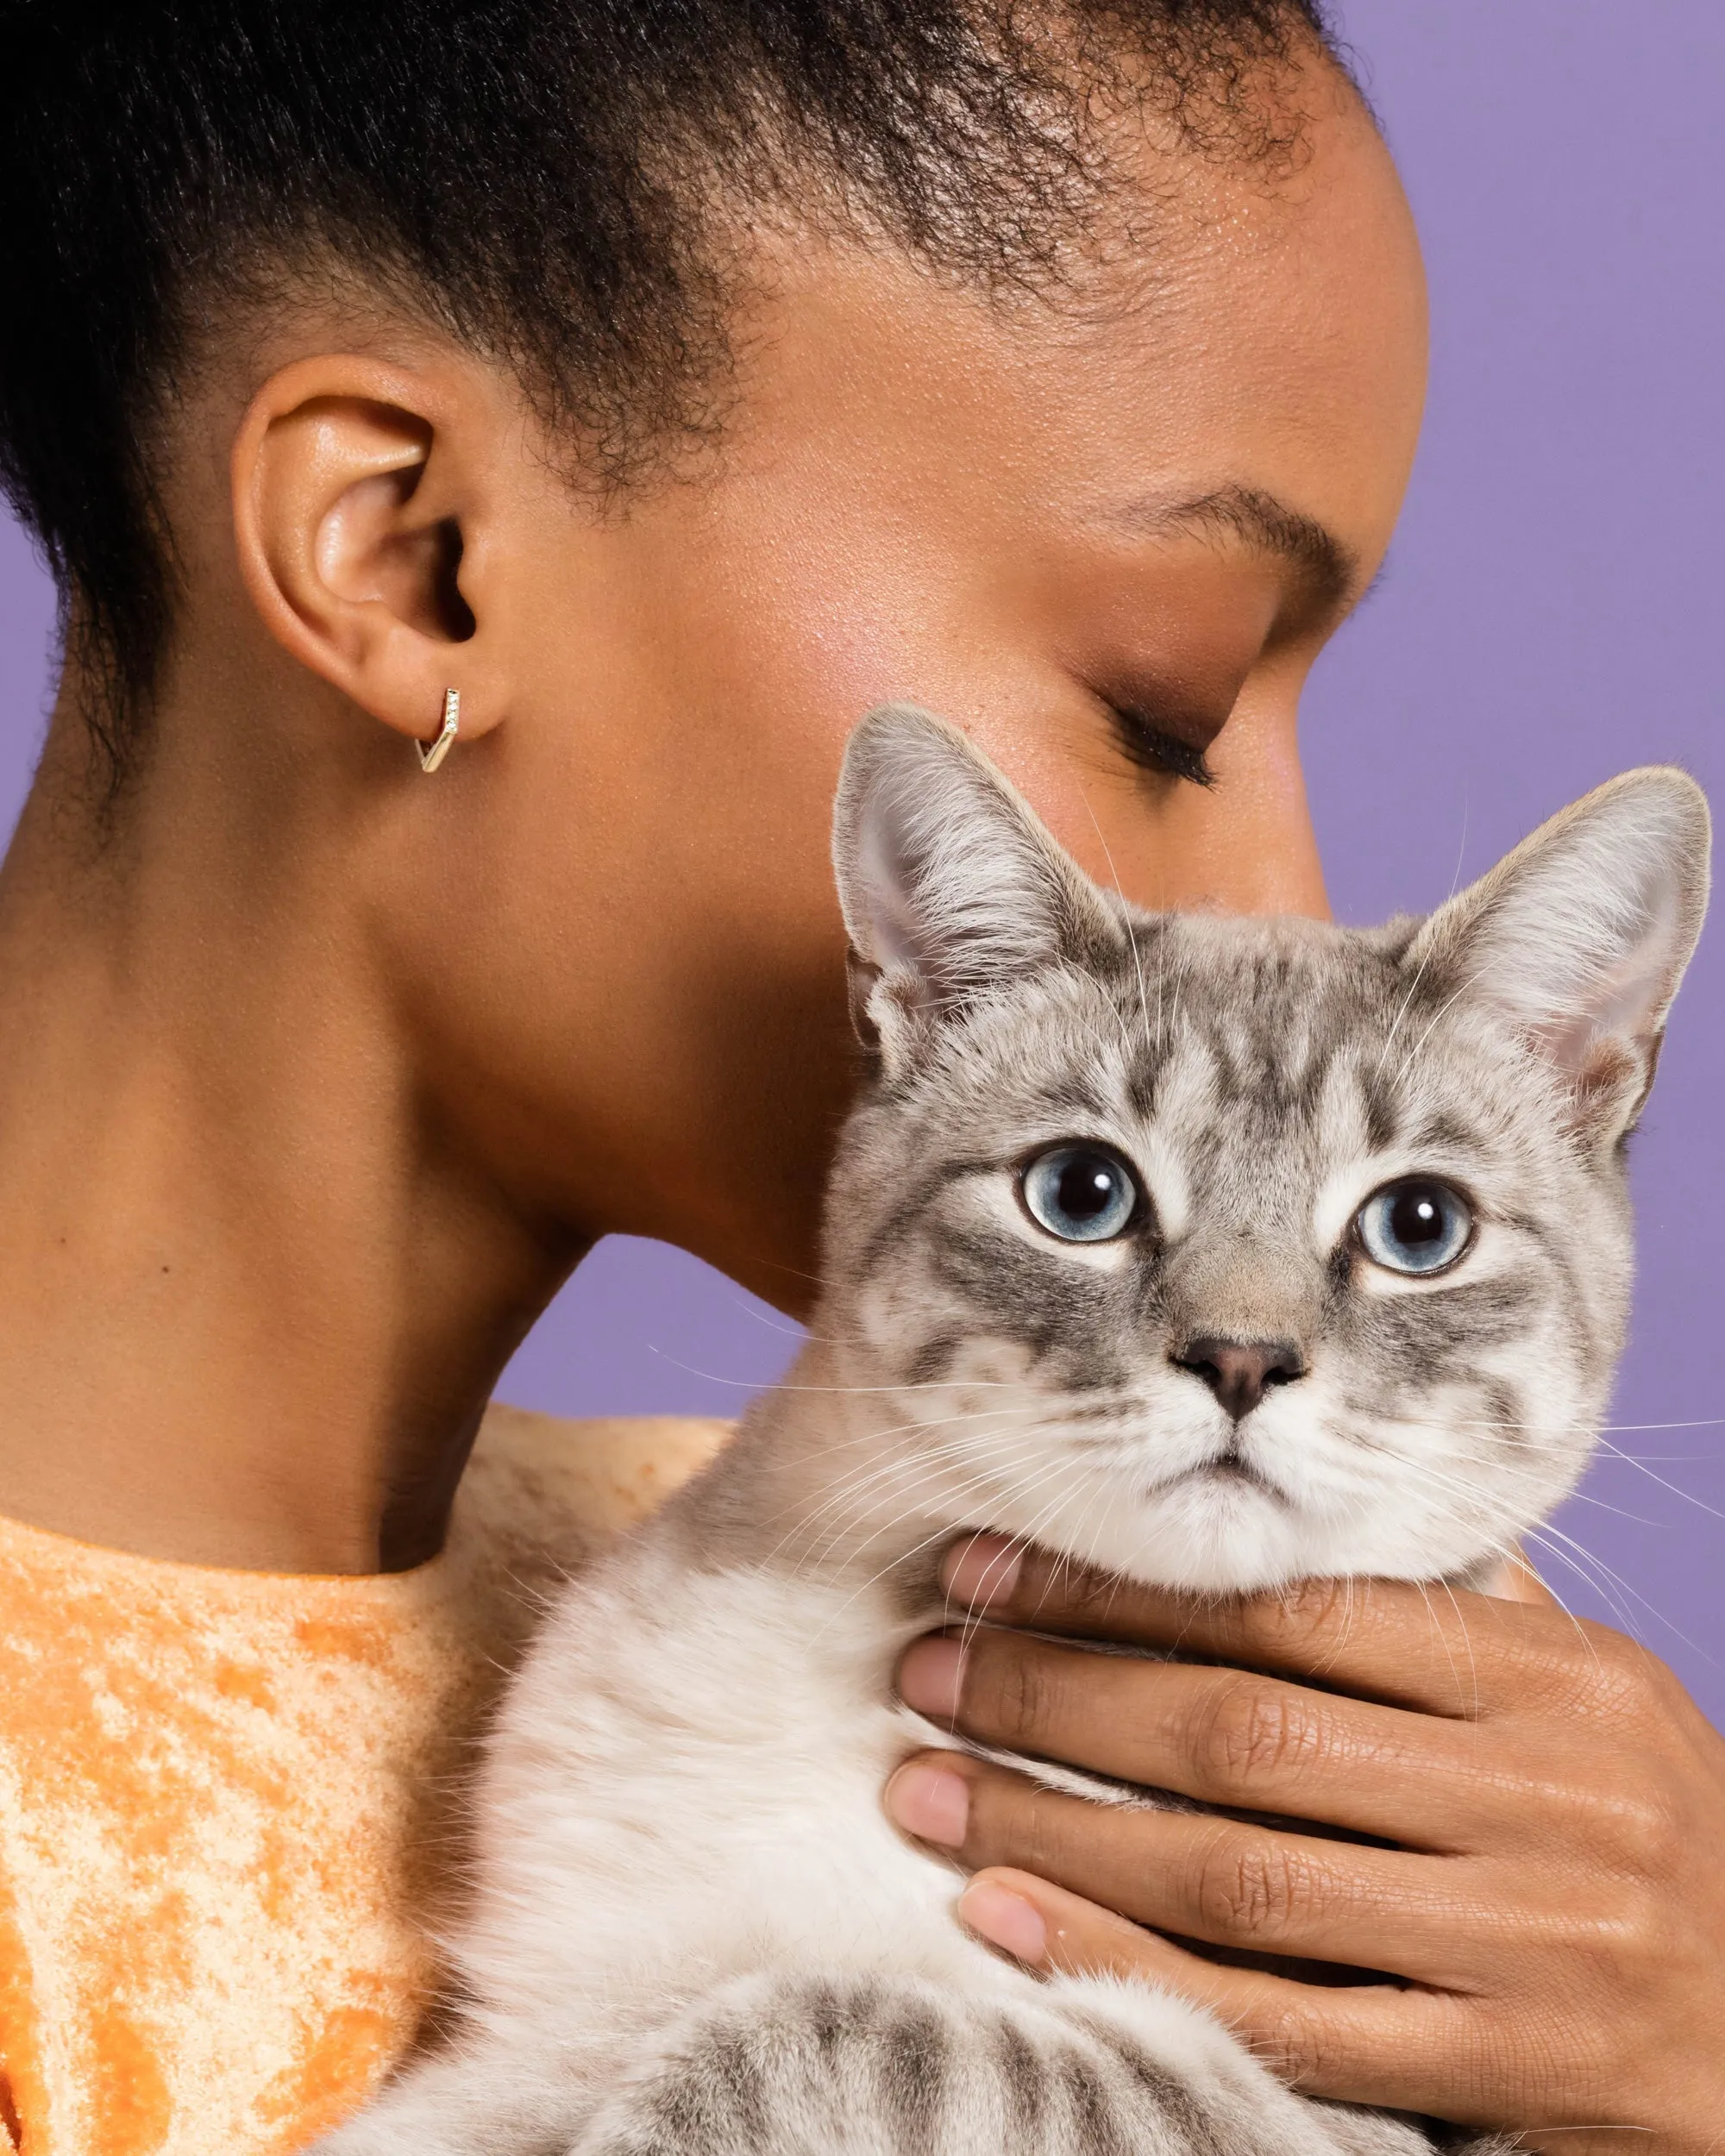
804, 1447, 1088, 1633
1371, 1410, 1725, 1463
782, 1417, 1073, 1550
776, 1432, 1019, 1554
760, 1425, 1000, 1532
1348, 1409, 1725, 1538
665, 1366, 1041, 1396
1348, 1405, 1725, 1442
1584, 1439, 1725, 1527
1427, 1576, 1484, 1719
767, 1394, 1066, 1493
1347, 1470, 1674, 1658
1593, 1417, 1725, 1435
763, 1432, 996, 1535
1522, 1520, 1717, 1668
787, 1398, 1029, 1470
1346, 1432, 1647, 1518
762, 1424, 1034, 1564
1514, 1531, 1634, 1658
803, 1499, 995, 1631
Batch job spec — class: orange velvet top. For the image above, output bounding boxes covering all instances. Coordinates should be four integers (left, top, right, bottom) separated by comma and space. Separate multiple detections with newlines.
0, 1406, 731, 2156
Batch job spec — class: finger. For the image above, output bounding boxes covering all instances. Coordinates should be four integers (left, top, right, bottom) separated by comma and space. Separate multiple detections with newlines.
883, 1752, 1496, 1985
942, 1535, 1584, 1719
897, 1626, 1489, 1846
954, 1866, 1468, 2115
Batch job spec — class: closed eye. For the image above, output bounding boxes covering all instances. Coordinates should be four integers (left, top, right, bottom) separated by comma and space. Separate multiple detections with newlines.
1103, 700, 1218, 788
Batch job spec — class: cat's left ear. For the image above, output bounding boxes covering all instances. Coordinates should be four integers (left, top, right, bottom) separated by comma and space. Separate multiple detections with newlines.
1404, 766, 1711, 1144
831, 704, 1122, 1066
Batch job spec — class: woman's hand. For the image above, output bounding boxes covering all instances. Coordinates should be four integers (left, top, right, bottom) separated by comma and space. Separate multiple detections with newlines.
884, 1535, 1725, 2155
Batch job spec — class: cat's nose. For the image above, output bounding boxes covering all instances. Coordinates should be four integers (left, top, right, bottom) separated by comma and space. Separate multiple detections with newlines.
1173, 1338, 1306, 1421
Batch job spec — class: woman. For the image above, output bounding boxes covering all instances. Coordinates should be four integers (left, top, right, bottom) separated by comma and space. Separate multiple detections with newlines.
0, 3, 1718, 2151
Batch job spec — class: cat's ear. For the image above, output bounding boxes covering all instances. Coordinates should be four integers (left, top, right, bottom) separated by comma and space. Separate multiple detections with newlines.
1403, 767, 1710, 1144
831, 704, 1120, 1062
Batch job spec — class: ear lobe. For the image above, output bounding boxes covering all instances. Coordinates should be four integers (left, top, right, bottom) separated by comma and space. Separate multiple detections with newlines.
1403, 767, 1711, 1143
831, 704, 1121, 1062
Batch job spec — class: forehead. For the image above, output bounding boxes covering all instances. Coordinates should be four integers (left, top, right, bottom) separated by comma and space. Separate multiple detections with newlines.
736, 63, 1425, 576
920, 915, 1465, 1163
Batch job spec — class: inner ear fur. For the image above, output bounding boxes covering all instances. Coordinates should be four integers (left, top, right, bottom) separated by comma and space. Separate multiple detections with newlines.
1402, 766, 1711, 1143
830, 703, 1122, 1060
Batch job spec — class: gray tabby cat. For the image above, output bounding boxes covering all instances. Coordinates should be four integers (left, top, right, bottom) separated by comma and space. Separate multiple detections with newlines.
319, 705, 1709, 2156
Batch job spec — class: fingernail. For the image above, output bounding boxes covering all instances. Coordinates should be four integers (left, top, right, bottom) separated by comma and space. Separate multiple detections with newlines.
942, 1533, 1023, 1611
884, 1759, 970, 1846
958, 1880, 1048, 1964
897, 1634, 966, 1721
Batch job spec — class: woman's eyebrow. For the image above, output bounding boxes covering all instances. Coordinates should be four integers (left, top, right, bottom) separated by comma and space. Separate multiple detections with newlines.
1113, 482, 1360, 617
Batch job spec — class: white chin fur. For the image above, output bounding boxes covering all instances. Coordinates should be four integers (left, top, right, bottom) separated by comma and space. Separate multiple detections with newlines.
990, 1475, 1518, 1597
1092, 1481, 1316, 1595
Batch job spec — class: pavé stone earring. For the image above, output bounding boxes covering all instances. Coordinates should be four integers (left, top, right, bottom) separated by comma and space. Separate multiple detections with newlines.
418, 687, 461, 774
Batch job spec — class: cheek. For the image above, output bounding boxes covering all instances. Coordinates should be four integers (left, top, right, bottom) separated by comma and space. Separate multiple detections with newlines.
1278, 1351, 1590, 1536
958, 664, 1327, 925
505, 509, 885, 1001
1140, 659, 1328, 920
390, 677, 862, 1263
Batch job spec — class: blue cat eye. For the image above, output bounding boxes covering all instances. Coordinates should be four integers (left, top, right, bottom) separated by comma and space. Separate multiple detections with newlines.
1356, 1178, 1472, 1276
1021, 1145, 1139, 1244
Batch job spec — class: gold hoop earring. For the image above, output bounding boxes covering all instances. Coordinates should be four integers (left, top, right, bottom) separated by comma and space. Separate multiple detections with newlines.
417, 688, 460, 774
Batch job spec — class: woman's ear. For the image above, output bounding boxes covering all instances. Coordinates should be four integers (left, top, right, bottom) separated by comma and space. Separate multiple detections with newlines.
231, 354, 512, 755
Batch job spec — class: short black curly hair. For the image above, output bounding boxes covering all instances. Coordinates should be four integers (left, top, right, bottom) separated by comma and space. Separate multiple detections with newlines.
0, 1, 1339, 787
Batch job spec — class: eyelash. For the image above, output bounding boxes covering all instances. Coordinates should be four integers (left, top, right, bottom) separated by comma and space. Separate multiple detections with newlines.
1104, 702, 1218, 789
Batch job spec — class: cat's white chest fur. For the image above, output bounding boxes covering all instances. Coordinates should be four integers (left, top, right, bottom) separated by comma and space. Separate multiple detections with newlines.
322, 1461, 1437, 2156
461, 1538, 1006, 2051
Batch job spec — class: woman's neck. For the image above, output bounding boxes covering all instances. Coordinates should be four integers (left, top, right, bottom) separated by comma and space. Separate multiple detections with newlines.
0, 700, 579, 1573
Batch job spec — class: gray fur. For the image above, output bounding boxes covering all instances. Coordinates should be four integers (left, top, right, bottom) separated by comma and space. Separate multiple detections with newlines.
317, 707, 1709, 2155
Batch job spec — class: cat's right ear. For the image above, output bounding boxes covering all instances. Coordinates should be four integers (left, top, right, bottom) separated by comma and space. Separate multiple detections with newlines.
831, 705, 1120, 1065
1403, 765, 1711, 1146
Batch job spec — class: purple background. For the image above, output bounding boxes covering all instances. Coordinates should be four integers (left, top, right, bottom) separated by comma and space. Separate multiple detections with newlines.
0, 3, 1719, 1718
